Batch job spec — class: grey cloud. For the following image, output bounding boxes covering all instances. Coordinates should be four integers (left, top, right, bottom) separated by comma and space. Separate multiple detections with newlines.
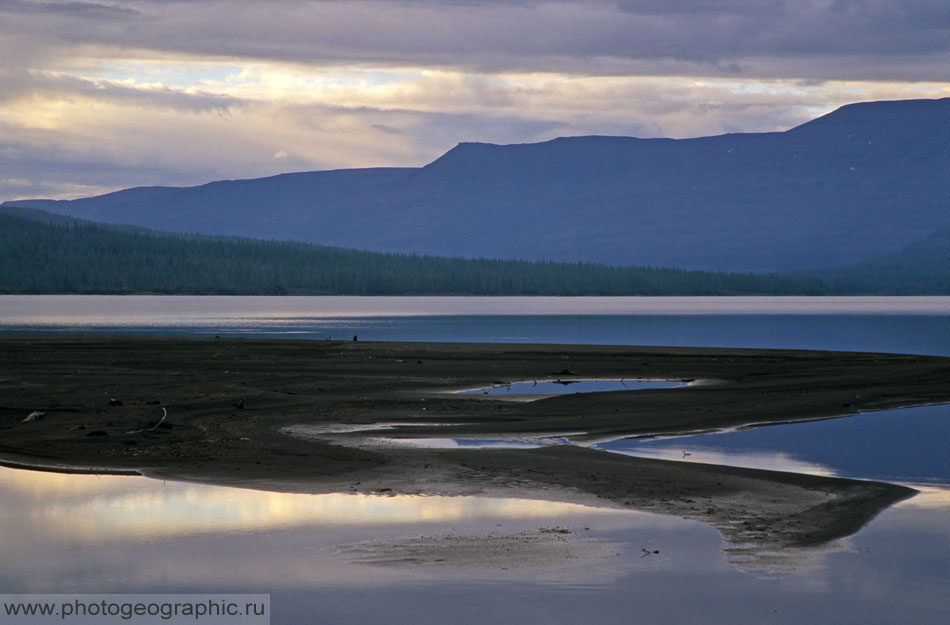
0, 138, 201, 201
0, 66, 240, 116
615, 0, 779, 16
612, 0, 950, 57
0, 1, 139, 18
372, 124, 404, 136
4, 0, 950, 203
50, 73, 240, 112
152, 2, 950, 79
5, 1, 950, 81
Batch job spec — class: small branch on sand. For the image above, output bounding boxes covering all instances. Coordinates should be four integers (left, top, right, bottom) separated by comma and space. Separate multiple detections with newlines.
126, 407, 167, 434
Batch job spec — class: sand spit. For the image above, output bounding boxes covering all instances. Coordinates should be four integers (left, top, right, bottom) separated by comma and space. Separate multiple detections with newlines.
1, 335, 946, 569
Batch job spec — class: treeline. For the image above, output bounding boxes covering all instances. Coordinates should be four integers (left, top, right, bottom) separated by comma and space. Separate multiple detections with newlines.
1, 212, 944, 295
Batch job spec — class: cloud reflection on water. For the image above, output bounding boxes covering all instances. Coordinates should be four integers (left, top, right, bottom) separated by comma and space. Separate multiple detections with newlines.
3, 464, 950, 625
597, 446, 838, 478
0, 465, 705, 591
0, 467, 629, 542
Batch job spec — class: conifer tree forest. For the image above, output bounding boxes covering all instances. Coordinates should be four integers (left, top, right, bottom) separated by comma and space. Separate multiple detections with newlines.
1, 212, 945, 295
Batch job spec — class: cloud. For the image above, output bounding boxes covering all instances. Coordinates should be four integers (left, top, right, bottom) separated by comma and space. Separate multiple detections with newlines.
1, 0, 950, 201
371, 124, 404, 136
1, 1, 139, 18
6, 1, 950, 79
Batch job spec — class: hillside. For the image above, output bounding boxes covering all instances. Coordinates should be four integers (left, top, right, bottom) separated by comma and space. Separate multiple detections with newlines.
815, 225, 950, 294
0, 211, 821, 296
6, 98, 950, 273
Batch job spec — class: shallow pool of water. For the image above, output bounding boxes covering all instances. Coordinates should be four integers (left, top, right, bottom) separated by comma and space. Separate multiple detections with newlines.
458, 379, 686, 395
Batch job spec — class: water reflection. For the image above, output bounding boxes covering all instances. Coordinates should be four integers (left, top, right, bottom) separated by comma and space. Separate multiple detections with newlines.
458, 379, 685, 395
594, 446, 838, 478
2, 466, 950, 623
0, 467, 625, 542
596, 404, 950, 486
0, 465, 703, 591
896, 485, 950, 510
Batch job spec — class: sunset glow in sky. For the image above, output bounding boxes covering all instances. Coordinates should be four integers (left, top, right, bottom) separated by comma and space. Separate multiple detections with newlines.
3, 0, 950, 200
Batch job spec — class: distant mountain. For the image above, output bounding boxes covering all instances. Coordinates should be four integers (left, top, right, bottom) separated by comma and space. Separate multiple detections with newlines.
6, 98, 950, 273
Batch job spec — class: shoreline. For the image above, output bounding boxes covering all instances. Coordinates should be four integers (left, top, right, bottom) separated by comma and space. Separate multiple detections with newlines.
3, 334, 948, 569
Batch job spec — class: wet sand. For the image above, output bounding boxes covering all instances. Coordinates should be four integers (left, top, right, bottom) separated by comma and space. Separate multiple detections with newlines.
2, 335, 948, 568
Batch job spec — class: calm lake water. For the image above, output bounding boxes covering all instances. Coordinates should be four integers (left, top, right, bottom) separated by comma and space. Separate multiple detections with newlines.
3, 295, 950, 355
2, 295, 950, 624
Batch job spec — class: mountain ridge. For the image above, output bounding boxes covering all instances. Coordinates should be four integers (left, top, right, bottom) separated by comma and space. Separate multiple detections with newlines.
6, 97, 950, 273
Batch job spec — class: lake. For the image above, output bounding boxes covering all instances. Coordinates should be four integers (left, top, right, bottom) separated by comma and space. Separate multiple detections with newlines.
3, 295, 950, 355
2, 295, 950, 624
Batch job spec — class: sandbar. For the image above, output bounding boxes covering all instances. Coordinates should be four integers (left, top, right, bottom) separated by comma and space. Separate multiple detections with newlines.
3, 335, 948, 569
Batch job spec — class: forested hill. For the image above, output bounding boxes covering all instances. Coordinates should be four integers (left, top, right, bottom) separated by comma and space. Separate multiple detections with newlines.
812, 225, 950, 294
0, 212, 827, 295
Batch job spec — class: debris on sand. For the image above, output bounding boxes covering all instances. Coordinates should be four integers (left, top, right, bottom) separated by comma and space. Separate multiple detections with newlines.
21, 411, 46, 423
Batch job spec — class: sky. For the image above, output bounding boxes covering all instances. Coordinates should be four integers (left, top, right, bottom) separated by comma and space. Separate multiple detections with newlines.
2, 0, 950, 201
